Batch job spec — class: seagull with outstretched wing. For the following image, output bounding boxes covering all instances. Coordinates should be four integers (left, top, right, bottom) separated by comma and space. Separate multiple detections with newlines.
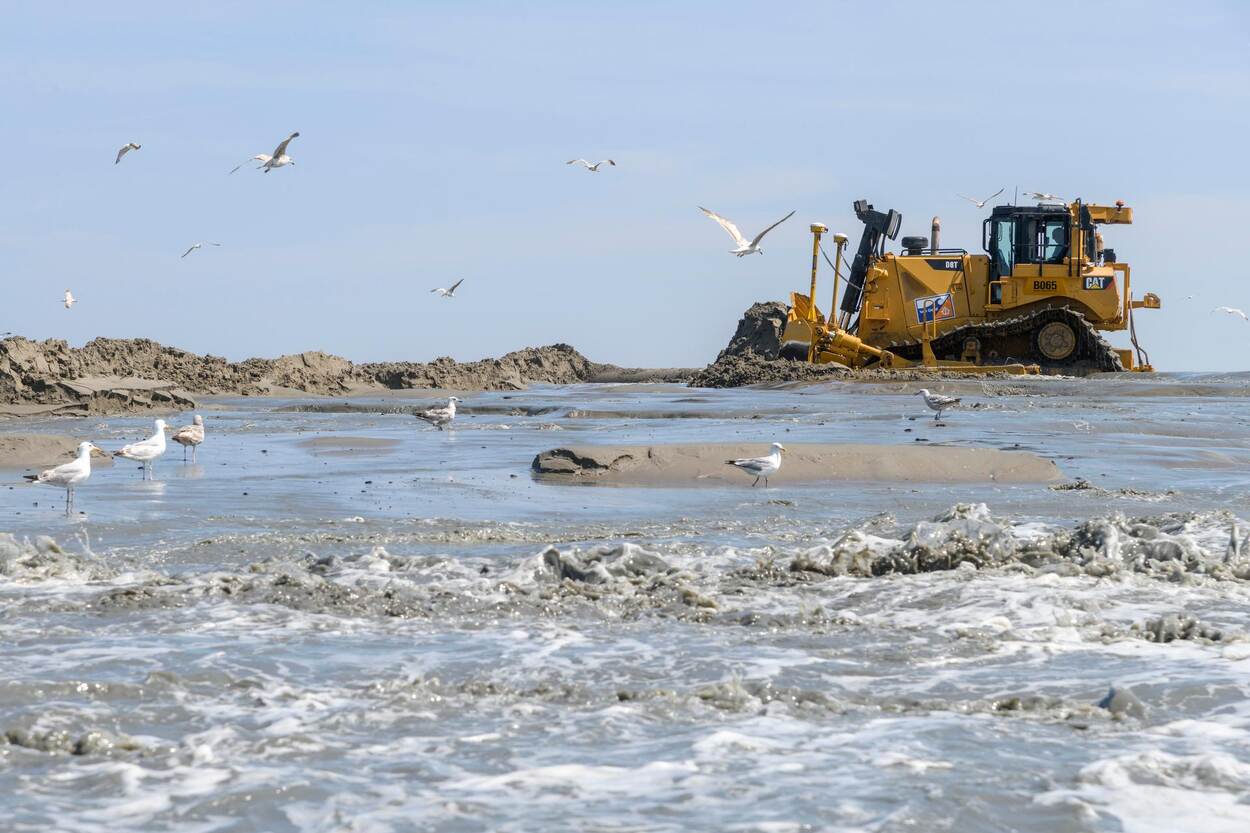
566, 159, 616, 172
431, 278, 465, 299
181, 242, 222, 259
699, 207, 795, 257
115, 142, 141, 164
957, 188, 1004, 208
231, 131, 300, 173
1214, 306, 1249, 321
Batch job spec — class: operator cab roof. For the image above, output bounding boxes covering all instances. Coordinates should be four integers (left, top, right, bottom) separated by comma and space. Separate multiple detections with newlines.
990, 204, 1069, 219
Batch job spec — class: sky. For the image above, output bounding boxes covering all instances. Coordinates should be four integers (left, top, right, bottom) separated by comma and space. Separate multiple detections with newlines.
2, 1, 1248, 370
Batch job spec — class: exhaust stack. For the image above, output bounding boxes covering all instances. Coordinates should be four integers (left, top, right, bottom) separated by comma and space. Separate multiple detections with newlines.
930, 216, 941, 254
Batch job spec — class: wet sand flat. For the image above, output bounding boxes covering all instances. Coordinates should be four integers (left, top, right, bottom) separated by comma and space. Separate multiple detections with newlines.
0, 434, 115, 469
533, 442, 1062, 485
297, 436, 402, 456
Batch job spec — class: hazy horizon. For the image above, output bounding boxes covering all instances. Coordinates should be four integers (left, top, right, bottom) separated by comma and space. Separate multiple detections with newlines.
3, 1, 1248, 369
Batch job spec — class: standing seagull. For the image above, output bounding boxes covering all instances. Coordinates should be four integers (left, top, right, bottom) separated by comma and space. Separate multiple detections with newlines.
431, 278, 464, 299
181, 242, 222, 259
24, 441, 102, 514
566, 159, 616, 172
916, 388, 961, 421
114, 418, 168, 480
699, 207, 796, 257
726, 443, 786, 487
171, 415, 205, 462
1213, 306, 1249, 321
415, 396, 461, 431
957, 188, 1004, 209
115, 142, 141, 164
63, 290, 76, 309
230, 131, 300, 174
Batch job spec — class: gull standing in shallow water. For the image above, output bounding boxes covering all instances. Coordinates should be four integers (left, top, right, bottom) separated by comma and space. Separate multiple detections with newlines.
24, 441, 101, 514
699, 207, 796, 257
431, 278, 464, 299
415, 397, 461, 431
726, 443, 785, 487
114, 419, 168, 479
171, 415, 205, 462
917, 388, 961, 421
230, 132, 299, 174
114, 142, 141, 164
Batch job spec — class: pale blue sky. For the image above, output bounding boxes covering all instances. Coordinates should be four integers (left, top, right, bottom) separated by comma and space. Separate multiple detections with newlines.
2, 1, 1248, 369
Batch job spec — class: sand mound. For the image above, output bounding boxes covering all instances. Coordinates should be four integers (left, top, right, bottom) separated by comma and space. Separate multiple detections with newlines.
1, 337, 691, 415
532, 443, 1062, 486
713, 301, 789, 361
362, 344, 599, 392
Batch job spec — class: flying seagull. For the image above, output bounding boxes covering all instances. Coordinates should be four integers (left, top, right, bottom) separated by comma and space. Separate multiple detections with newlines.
1214, 306, 1249, 321
957, 188, 1004, 209
699, 207, 796, 257
115, 142, 141, 164
230, 131, 300, 174
181, 242, 222, 259
170, 414, 205, 462
726, 442, 786, 487
24, 441, 102, 514
63, 289, 76, 309
916, 388, 961, 421
431, 278, 465, 299
566, 159, 616, 172
1025, 191, 1065, 203
114, 418, 168, 480
415, 396, 461, 431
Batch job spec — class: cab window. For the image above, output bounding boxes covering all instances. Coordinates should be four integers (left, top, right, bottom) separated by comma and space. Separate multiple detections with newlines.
992, 220, 1014, 276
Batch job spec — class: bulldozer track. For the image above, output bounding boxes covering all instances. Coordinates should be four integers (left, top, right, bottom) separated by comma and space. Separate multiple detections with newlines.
925, 306, 1124, 373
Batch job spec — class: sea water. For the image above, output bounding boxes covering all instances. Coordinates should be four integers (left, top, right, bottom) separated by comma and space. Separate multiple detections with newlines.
2, 374, 1249, 832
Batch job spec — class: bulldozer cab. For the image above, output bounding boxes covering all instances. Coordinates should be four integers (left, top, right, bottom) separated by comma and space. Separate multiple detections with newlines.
983, 205, 1082, 279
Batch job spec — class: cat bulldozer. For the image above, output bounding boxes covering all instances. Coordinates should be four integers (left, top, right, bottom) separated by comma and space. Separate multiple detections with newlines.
779, 197, 1161, 373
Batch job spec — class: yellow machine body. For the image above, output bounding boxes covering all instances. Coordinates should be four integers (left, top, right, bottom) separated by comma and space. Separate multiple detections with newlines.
781, 198, 1160, 373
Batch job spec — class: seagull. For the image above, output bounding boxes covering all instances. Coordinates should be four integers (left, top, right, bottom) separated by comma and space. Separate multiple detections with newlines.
63, 290, 76, 309
1025, 191, 1065, 204
1213, 306, 1248, 321
431, 278, 464, 299
24, 441, 102, 514
699, 207, 796, 257
113, 418, 168, 480
170, 414, 205, 462
230, 131, 299, 174
566, 159, 615, 172
726, 443, 785, 487
916, 388, 961, 421
114, 142, 141, 164
181, 242, 222, 259
957, 188, 1005, 208
415, 396, 461, 431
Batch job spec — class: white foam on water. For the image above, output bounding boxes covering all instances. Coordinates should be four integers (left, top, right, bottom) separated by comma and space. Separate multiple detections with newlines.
1038, 749, 1250, 833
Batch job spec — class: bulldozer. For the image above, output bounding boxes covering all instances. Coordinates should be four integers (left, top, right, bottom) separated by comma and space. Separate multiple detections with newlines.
779, 197, 1161, 373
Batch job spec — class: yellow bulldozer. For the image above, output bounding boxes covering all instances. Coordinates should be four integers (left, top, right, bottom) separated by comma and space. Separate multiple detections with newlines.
780, 197, 1161, 373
